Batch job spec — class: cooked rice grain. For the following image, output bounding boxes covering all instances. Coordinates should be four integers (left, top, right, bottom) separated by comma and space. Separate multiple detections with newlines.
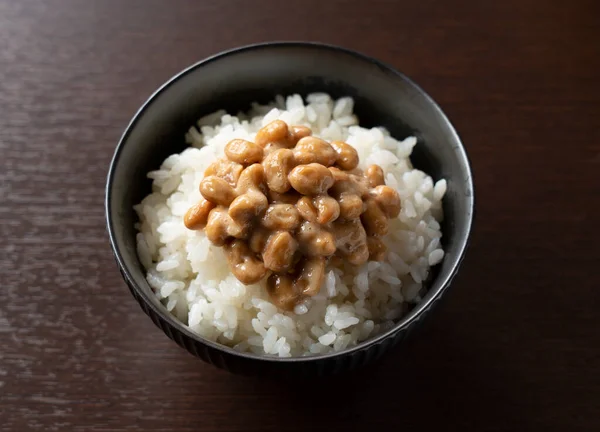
135, 93, 446, 357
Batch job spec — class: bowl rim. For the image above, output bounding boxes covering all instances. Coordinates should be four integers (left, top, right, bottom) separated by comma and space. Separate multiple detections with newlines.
105, 41, 475, 363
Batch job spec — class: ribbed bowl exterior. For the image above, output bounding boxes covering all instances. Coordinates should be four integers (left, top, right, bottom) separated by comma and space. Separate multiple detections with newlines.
117, 264, 452, 377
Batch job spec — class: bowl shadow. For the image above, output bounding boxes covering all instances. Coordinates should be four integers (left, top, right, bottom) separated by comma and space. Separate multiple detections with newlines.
220, 326, 530, 431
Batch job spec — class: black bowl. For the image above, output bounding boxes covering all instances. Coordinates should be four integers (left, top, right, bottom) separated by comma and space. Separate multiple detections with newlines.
105, 42, 474, 377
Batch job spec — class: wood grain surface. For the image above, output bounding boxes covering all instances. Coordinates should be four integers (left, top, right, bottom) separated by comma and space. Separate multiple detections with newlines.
1, 0, 599, 430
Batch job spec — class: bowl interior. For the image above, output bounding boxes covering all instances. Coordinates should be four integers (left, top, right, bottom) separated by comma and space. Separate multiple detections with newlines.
106, 43, 473, 359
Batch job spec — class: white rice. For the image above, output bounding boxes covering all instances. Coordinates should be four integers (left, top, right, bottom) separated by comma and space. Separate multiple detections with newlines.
134, 93, 446, 357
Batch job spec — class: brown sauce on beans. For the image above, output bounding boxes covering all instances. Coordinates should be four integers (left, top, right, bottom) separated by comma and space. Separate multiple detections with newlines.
184, 120, 401, 311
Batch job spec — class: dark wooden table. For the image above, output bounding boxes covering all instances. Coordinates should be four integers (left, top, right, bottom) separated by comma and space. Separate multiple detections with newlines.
2, 0, 599, 430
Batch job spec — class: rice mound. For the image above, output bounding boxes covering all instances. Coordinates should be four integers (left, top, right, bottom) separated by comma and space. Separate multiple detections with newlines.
134, 93, 447, 357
